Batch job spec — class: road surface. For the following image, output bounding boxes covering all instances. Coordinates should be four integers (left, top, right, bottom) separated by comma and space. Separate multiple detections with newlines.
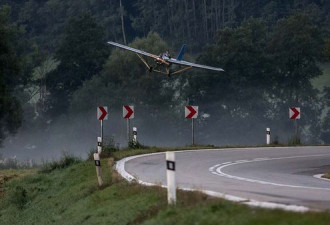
123, 146, 330, 210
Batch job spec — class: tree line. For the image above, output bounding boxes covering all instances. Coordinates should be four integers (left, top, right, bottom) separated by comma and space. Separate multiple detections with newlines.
0, 0, 329, 146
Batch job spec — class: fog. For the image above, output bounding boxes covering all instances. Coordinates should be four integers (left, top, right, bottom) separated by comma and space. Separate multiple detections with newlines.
1, 104, 298, 163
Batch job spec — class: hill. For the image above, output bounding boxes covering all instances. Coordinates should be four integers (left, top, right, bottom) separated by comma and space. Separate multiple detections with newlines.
1, 152, 330, 225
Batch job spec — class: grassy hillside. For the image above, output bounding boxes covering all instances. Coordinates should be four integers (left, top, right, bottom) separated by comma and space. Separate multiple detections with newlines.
1, 152, 330, 225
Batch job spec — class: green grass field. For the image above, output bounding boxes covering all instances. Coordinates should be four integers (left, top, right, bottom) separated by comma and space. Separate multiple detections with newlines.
1, 149, 330, 225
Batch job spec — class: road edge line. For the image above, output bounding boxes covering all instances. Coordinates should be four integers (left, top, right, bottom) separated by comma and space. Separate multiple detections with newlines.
115, 149, 311, 213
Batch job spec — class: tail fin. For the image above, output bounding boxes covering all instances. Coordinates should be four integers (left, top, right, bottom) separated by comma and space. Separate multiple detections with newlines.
176, 44, 186, 61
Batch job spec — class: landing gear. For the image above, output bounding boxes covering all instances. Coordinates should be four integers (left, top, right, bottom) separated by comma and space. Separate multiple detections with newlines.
149, 66, 153, 72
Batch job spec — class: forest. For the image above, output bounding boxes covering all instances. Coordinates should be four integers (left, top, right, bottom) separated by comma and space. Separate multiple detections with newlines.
0, 0, 330, 159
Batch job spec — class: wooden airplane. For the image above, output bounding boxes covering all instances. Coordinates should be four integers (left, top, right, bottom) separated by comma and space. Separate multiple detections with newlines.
107, 41, 224, 76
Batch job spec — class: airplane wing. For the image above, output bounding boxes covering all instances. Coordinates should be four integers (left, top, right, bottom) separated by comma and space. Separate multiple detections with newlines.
167, 58, 224, 72
107, 41, 159, 59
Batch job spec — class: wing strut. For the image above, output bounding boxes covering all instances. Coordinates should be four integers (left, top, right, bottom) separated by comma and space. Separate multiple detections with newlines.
136, 54, 151, 70
171, 66, 193, 75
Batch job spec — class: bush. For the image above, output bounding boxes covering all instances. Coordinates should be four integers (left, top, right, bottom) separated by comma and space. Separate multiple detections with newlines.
288, 135, 301, 146
272, 135, 280, 145
88, 136, 120, 159
40, 153, 81, 173
11, 186, 28, 209
128, 140, 148, 149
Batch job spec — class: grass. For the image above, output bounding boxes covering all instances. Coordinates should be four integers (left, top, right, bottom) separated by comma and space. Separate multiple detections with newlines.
0, 158, 164, 224
0, 149, 330, 224
322, 173, 330, 179
111, 145, 217, 160
0, 169, 36, 197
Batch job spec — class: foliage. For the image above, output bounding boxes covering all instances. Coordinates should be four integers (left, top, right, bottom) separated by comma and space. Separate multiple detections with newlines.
320, 87, 330, 143
193, 14, 325, 144
128, 140, 147, 149
325, 38, 330, 59
88, 136, 120, 159
322, 173, 330, 179
10, 185, 28, 209
0, 6, 23, 145
70, 32, 181, 110
39, 153, 81, 173
288, 135, 302, 146
47, 12, 109, 115
0, 0, 329, 148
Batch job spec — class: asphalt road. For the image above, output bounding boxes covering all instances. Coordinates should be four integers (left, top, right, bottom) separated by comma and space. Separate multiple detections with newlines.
125, 146, 330, 210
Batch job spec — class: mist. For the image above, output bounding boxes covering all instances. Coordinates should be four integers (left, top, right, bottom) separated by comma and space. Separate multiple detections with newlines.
1, 103, 301, 163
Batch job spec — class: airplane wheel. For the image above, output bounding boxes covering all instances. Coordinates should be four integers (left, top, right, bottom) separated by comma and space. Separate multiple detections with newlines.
149, 67, 153, 72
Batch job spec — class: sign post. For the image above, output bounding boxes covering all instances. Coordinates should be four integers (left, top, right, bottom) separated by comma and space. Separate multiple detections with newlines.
123, 105, 134, 143
96, 106, 107, 187
94, 136, 103, 187
166, 151, 176, 205
93, 152, 103, 186
97, 136, 102, 154
97, 106, 108, 142
289, 107, 301, 137
185, 106, 198, 145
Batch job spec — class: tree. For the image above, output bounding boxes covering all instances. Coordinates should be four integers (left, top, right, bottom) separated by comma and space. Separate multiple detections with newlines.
188, 18, 273, 144
325, 38, 330, 59
47, 13, 109, 115
70, 32, 173, 112
269, 13, 323, 94
321, 87, 330, 143
0, 6, 23, 144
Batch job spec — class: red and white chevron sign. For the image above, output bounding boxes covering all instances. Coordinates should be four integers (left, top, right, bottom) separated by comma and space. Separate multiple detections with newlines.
185, 106, 198, 119
97, 106, 108, 120
123, 105, 134, 119
289, 107, 300, 120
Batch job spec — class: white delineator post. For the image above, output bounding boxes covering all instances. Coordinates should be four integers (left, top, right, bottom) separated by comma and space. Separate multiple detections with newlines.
132, 127, 137, 144
266, 128, 271, 145
94, 136, 103, 186
166, 151, 176, 205
97, 136, 102, 154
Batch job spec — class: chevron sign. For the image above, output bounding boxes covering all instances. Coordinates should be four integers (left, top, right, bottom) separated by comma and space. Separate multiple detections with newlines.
123, 105, 134, 119
97, 106, 108, 120
289, 107, 300, 120
185, 106, 198, 119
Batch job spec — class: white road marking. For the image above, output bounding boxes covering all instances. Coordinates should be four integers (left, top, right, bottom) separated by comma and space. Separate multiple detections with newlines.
313, 174, 330, 181
209, 154, 330, 191
114, 147, 330, 212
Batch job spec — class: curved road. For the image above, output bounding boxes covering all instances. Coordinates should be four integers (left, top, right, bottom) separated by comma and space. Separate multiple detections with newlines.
123, 146, 330, 210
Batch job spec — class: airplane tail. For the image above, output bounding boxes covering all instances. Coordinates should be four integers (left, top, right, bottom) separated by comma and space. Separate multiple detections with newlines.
176, 44, 186, 61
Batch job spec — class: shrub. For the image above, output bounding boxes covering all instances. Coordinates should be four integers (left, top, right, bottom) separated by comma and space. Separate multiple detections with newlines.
288, 135, 301, 146
272, 135, 280, 145
88, 136, 120, 159
11, 186, 28, 209
40, 153, 81, 173
128, 140, 148, 149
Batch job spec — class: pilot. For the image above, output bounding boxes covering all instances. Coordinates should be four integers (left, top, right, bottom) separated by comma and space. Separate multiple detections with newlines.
164, 50, 171, 58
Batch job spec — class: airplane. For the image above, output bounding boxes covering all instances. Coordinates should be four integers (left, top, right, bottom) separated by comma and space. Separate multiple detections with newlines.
107, 41, 224, 76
